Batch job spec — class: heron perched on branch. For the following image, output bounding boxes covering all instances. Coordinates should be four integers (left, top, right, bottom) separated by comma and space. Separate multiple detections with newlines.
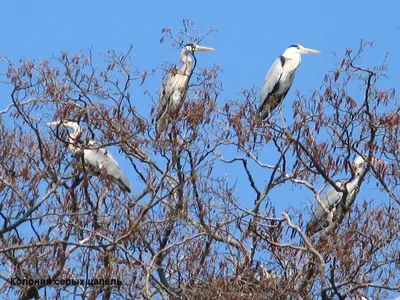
47, 120, 132, 193
258, 44, 319, 120
306, 156, 383, 235
155, 43, 215, 135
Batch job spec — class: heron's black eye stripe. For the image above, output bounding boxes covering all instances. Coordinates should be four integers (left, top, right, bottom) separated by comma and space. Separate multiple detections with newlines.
185, 43, 195, 49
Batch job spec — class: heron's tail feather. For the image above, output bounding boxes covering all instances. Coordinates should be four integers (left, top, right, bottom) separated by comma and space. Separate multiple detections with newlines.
257, 105, 270, 120
256, 99, 273, 121
114, 176, 132, 193
257, 95, 283, 120
155, 115, 169, 138
305, 219, 325, 236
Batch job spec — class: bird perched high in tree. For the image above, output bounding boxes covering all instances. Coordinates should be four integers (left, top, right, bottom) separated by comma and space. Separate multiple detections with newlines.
47, 120, 132, 193
155, 43, 214, 136
258, 44, 319, 120
306, 156, 383, 235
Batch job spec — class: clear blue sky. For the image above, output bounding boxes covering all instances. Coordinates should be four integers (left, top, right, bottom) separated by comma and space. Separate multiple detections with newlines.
1, 1, 398, 213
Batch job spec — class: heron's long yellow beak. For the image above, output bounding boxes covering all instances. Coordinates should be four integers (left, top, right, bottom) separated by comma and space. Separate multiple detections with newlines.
301, 46, 320, 54
46, 121, 61, 126
195, 45, 215, 52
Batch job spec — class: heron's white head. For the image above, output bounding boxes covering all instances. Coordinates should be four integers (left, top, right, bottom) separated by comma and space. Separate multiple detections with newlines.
46, 120, 81, 137
183, 43, 215, 54
282, 44, 320, 58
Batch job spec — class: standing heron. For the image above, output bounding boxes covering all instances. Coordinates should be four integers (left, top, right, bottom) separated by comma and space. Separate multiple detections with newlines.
156, 43, 215, 135
258, 44, 319, 120
47, 120, 132, 193
306, 156, 382, 235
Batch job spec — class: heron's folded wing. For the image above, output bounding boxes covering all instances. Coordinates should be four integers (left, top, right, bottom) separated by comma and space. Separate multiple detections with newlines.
83, 142, 132, 192
259, 56, 284, 109
307, 182, 344, 233
156, 72, 176, 122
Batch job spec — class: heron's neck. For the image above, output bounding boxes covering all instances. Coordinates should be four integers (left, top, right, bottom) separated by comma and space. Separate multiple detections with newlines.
283, 52, 301, 66
68, 127, 82, 152
180, 49, 193, 76
70, 127, 81, 140
346, 169, 363, 191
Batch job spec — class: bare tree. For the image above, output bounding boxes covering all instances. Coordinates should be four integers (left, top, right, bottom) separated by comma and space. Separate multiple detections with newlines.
0, 21, 398, 299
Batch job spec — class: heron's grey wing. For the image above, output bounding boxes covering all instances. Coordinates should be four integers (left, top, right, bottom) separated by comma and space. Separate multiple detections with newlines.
156, 70, 187, 134
258, 56, 284, 118
157, 73, 174, 120
336, 181, 360, 223
83, 142, 132, 193
307, 183, 344, 234
156, 72, 177, 133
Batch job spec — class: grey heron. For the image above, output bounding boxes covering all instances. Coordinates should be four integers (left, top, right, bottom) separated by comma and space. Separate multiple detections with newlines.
306, 156, 382, 235
258, 44, 319, 120
47, 120, 132, 193
156, 43, 215, 135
